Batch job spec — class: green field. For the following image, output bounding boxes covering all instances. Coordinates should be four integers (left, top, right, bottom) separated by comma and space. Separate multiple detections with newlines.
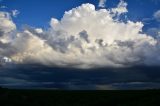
0, 88, 160, 106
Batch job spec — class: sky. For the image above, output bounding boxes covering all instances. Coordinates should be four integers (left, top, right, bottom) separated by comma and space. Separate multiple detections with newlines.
0, 0, 160, 89
1, 0, 160, 28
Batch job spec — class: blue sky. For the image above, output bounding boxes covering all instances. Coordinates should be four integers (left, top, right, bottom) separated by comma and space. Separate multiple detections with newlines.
0, 0, 160, 30
0, 0, 98, 28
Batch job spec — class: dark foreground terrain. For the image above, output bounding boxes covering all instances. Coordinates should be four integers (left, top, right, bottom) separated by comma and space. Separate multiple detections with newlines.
0, 88, 160, 106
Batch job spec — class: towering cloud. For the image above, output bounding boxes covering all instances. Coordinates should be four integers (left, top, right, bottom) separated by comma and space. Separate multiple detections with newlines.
0, 12, 16, 34
0, 1, 160, 69
0, 12, 16, 43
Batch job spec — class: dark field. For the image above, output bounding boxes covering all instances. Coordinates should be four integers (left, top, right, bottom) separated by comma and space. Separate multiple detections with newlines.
0, 88, 160, 106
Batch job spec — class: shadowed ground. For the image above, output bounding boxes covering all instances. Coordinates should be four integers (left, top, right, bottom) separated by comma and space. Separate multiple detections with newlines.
0, 87, 160, 106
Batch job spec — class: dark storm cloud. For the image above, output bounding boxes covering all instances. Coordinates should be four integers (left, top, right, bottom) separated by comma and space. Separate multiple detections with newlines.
0, 65, 160, 89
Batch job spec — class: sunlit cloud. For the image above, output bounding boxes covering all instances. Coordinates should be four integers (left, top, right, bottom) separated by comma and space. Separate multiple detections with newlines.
0, 1, 160, 69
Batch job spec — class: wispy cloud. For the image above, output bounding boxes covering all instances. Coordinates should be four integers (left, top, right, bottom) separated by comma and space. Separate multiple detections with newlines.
12, 10, 20, 17
0, 5, 7, 9
98, 0, 106, 8
154, 10, 160, 22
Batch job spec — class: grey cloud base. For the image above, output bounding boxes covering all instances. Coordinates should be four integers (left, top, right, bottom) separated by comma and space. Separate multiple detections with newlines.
1, 65, 160, 90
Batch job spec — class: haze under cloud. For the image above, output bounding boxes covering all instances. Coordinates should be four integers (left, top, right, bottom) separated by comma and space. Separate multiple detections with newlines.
0, 0, 160, 69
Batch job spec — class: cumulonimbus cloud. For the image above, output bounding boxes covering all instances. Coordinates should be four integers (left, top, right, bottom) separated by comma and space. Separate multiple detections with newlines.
0, 1, 160, 69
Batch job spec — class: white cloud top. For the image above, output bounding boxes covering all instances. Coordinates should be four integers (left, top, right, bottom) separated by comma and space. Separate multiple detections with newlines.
0, 12, 16, 33
0, 1, 160, 69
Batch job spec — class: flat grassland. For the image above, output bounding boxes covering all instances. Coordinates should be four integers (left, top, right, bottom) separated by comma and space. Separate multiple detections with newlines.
0, 88, 160, 106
